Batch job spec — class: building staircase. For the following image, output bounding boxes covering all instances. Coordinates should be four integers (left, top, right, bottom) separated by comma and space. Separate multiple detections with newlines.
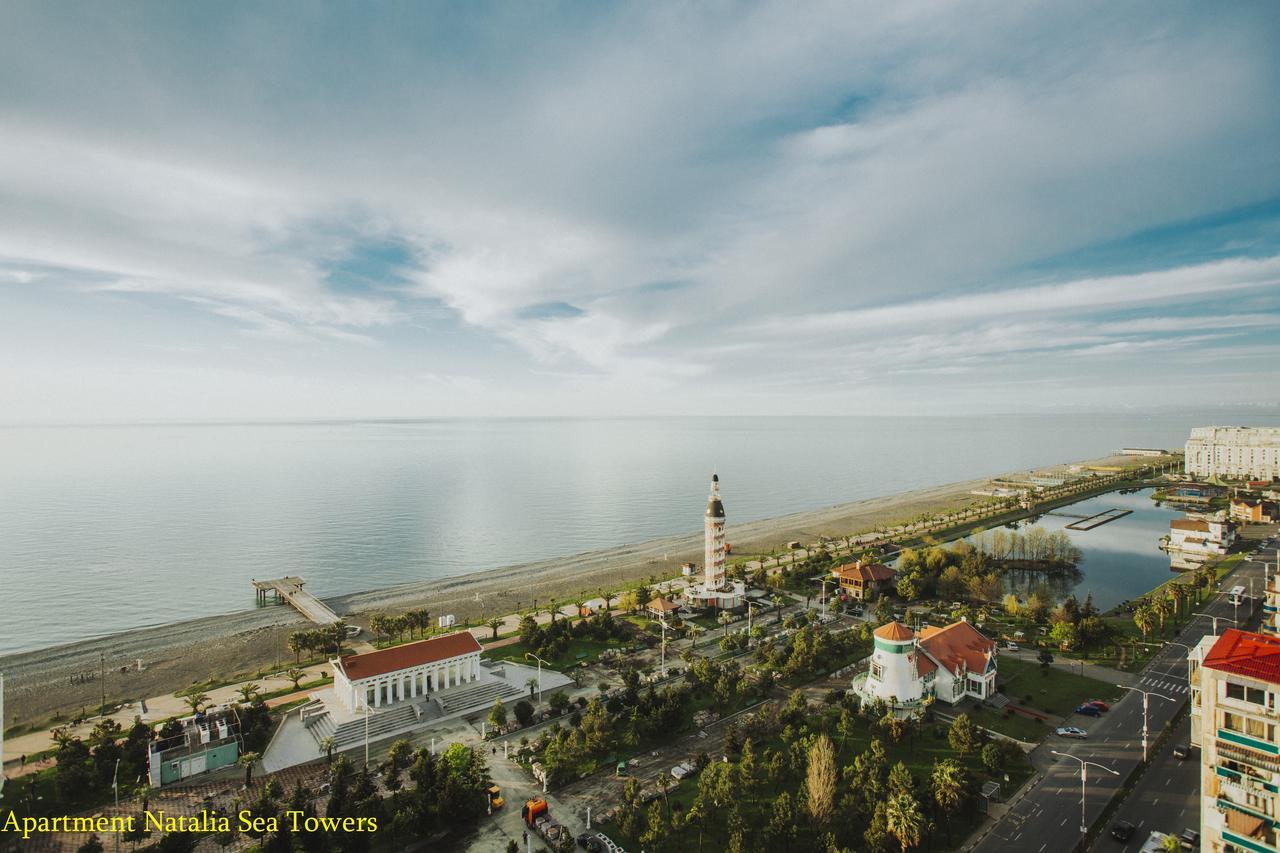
435, 679, 526, 714
302, 701, 419, 750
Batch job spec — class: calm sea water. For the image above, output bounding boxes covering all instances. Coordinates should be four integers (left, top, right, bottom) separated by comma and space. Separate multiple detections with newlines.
0, 414, 1250, 654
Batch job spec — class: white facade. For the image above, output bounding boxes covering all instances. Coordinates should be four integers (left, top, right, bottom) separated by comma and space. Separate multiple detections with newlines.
331, 637, 483, 714
1186, 427, 1280, 481
856, 621, 997, 708
1169, 518, 1237, 558
1189, 631, 1280, 853
864, 624, 928, 705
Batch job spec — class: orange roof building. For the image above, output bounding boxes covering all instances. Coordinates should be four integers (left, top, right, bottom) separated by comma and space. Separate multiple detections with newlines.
331, 632, 483, 713
857, 619, 998, 708
832, 560, 896, 601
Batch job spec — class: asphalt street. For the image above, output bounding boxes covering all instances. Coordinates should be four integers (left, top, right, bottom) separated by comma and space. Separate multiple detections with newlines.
1091, 714, 1199, 853
973, 531, 1273, 853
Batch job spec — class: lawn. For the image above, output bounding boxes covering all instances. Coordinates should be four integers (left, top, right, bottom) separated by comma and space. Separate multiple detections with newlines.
996, 657, 1121, 719
480, 636, 630, 669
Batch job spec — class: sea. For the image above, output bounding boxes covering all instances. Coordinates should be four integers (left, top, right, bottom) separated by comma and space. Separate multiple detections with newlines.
0, 413, 1268, 655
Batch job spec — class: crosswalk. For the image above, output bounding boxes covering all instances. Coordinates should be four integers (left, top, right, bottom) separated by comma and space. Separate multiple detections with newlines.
1137, 675, 1189, 694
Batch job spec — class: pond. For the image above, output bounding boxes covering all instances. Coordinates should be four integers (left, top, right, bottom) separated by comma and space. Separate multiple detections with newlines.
991, 487, 1184, 612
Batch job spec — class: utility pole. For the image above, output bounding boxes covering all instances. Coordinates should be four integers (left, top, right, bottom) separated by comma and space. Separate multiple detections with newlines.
100, 651, 106, 717
1052, 751, 1119, 835
1117, 685, 1176, 762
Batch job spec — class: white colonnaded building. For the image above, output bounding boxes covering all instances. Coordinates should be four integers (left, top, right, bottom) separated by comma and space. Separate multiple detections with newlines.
331, 631, 484, 712
1185, 427, 1280, 481
855, 620, 998, 708
686, 474, 745, 611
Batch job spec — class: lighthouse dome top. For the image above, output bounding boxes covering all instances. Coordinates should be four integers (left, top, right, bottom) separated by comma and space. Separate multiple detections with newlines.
706, 498, 725, 518
873, 621, 915, 642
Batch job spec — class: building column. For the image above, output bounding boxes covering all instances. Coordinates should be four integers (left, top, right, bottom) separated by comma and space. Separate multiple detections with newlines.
472, 656, 479, 680
409, 671, 417, 698
374, 682, 382, 707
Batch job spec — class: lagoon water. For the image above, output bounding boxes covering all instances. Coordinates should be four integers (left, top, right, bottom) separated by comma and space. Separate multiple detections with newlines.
0, 413, 1254, 654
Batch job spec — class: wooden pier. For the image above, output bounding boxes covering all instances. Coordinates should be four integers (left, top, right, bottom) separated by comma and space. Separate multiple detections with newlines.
1063, 508, 1132, 531
252, 576, 340, 626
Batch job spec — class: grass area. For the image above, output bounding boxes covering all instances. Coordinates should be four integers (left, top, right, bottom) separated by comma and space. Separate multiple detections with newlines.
481, 636, 630, 668
997, 657, 1120, 718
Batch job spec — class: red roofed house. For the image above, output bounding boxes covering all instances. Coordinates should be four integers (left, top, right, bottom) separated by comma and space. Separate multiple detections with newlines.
855, 619, 997, 709
332, 631, 483, 713
1190, 629, 1280, 853
832, 560, 897, 601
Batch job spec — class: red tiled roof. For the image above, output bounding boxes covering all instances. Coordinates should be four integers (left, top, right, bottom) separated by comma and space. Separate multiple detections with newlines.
918, 621, 996, 676
874, 621, 915, 641
648, 597, 680, 612
915, 654, 937, 677
1202, 629, 1280, 685
833, 562, 896, 583
338, 632, 481, 681
1171, 519, 1210, 532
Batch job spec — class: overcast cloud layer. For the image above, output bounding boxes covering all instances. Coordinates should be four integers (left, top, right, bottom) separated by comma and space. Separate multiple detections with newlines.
1, 1, 1278, 420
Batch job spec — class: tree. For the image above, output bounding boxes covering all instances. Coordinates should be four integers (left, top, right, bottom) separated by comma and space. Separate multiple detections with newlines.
1002, 593, 1019, 617
488, 698, 508, 729
805, 734, 837, 828
285, 667, 306, 689
514, 699, 535, 727
78, 835, 105, 853
1050, 620, 1079, 651
931, 758, 967, 838
319, 735, 336, 764
183, 690, 211, 715
981, 741, 1005, 774
287, 632, 305, 664
948, 714, 977, 755
1159, 834, 1183, 853
884, 790, 924, 852
487, 617, 503, 640
526, 677, 540, 700
236, 683, 261, 704
238, 752, 261, 787
1133, 606, 1155, 639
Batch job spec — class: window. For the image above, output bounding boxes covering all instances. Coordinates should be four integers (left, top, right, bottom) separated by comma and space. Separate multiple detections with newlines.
1223, 711, 1276, 742
1227, 682, 1268, 705
870, 662, 883, 680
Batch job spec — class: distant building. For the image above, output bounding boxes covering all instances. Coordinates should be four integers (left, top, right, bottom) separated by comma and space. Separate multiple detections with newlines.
1189, 629, 1280, 853
1231, 498, 1278, 524
853, 620, 997, 708
331, 631, 483, 713
832, 560, 896, 601
1169, 517, 1237, 558
1121, 447, 1169, 457
148, 709, 241, 787
1185, 427, 1280, 481
686, 475, 745, 611
647, 596, 680, 621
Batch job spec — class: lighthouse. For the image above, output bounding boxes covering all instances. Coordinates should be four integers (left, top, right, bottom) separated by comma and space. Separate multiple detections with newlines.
688, 473, 745, 611
704, 474, 726, 591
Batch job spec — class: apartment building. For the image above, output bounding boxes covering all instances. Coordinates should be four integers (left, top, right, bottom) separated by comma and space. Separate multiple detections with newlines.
1186, 428, 1280, 481
1190, 629, 1280, 853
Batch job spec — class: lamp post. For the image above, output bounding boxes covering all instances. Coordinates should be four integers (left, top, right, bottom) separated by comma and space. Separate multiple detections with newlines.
1193, 612, 1237, 635
1117, 685, 1177, 762
651, 618, 669, 677
1051, 750, 1119, 835
525, 653, 549, 704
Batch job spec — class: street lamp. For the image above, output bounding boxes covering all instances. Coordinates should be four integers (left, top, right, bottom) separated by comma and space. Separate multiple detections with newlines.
525, 652, 549, 704
1117, 685, 1177, 762
651, 618, 670, 677
1193, 612, 1237, 635
1051, 750, 1120, 834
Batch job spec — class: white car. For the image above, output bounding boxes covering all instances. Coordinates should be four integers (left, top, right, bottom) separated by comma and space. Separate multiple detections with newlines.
1056, 726, 1088, 739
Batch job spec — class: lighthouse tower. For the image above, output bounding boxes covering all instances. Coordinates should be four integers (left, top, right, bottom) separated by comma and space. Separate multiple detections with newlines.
864, 622, 925, 704
704, 474, 727, 591
687, 473, 745, 611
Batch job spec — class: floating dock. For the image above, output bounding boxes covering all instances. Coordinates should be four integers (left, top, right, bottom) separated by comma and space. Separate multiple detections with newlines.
1063, 508, 1132, 531
252, 576, 340, 625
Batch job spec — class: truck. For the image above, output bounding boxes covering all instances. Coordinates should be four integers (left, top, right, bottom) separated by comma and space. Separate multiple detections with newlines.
521, 798, 567, 846
486, 785, 504, 811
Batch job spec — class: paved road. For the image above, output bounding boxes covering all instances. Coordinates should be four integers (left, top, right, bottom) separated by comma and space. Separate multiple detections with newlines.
972, 535, 1271, 853
1089, 714, 1199, 852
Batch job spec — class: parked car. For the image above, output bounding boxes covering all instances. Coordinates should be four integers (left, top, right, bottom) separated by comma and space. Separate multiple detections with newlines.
1172, 744, 1193, 760
1179, 828, 1200, 849
1110, 820, 1137, 842
1141, 832, 1176, 853
1005, 642, 1020, 652
1084, 699, 1111, 712
1075, 704, 1103, 717
1056, 726, 1088, 739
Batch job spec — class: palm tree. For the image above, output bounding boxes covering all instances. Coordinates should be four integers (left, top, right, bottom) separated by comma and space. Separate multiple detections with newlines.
285, 668, 306, 689
930, 759, 966, 840
717, 612, 733, 632
183, 691, 211, 715
884, 791, 924, 852
487, 617, 503, 641
573, 598, 587, 620
526, 677, 539, 700
319, 735, 336, 764
687, 624, 705, 649
772, 594, 786, 624
238, 752, 260, 787
1133, 606, 1155, 639
600, 589, 616, 613
235, 683, 261, 704
287, 632, 305, 664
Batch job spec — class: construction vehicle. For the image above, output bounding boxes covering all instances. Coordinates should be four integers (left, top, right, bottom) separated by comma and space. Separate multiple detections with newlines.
521, 798, 566, 844
486, 785, 504, 810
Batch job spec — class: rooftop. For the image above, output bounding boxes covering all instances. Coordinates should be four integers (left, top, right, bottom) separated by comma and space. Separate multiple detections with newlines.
874, 621, 915, 642
833, 561, 896, 582
1202, 629, 1280, 684
918, 621, 996, 675
337, 631, 482, 681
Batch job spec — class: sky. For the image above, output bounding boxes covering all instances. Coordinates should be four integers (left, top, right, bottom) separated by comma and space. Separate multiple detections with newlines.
1, 1, 1279, 421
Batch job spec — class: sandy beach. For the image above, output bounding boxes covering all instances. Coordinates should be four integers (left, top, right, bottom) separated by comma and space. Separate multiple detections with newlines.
0, 452, 1147, 729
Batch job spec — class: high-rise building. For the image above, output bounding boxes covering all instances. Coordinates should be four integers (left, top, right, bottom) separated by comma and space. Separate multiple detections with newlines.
1189, 628, 1280, 853
1185, 427, 1280, 481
